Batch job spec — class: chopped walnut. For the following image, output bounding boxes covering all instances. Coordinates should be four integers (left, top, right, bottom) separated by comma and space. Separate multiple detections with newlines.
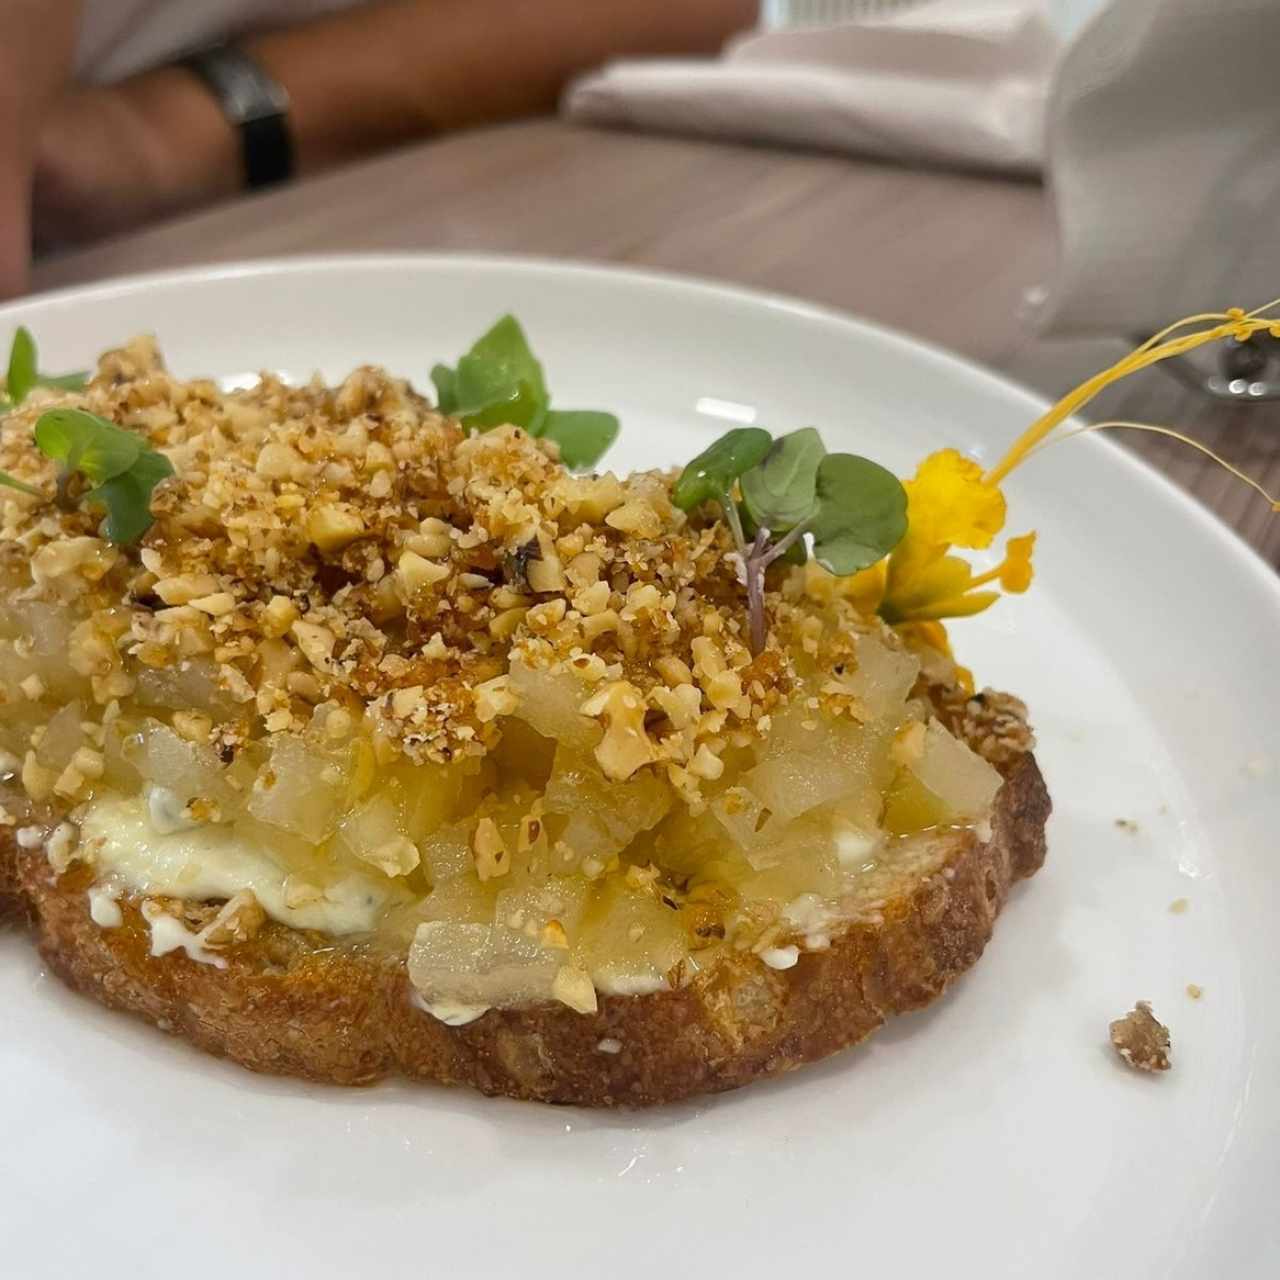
472, 817, 511, 881
581, 681, 654, 781
171, 711, 214, 743
397, 550, 450, 593
605, 499, 662, 538
306, 503, 367, 552
189, 592, 236, 617
21, 751, 56, 802
200, 891, 267, 947
154, 573, 219, 606
290, 620, 336, 671
1109, 1001, 1171, 1073
45, 821, 81, 873
551, 964, 598, 1014
356, 836, 420, 878
474, 675, 518, 723
540, 920, 570, 950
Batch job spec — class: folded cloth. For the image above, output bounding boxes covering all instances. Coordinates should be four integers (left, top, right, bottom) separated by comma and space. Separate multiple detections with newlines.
564, 1, 1062, 176
1039, 0, 1280, 337
567, 0, 1277, 338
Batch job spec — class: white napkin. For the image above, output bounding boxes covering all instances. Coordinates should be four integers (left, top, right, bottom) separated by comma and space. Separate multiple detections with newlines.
566, 0, 1279, 338
564, 1, 1062, 177
1039, 0, 1280, 336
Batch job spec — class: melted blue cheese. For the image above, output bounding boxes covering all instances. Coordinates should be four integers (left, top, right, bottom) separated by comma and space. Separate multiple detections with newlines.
80, 794, 394, 936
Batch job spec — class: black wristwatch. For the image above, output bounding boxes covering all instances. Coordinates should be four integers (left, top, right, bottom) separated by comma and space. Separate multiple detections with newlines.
182, 46, 295, 190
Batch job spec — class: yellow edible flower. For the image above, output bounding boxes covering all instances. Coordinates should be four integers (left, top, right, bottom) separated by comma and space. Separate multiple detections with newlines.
895, 448, 1005, 555
822, 302, 1280, 662
858, 449, 1035, 626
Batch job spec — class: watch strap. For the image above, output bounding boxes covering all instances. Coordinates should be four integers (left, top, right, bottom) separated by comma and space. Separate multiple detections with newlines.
182, 46, 294, 190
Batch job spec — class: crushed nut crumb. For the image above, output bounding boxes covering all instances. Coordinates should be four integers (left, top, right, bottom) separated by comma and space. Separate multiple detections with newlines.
1109, 1001, 1171, 1073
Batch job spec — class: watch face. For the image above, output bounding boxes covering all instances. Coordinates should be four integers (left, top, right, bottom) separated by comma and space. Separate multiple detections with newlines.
203, 50, 291, 124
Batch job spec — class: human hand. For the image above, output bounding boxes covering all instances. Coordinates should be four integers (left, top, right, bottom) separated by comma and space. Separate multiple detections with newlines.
0, 174, 32, 300
0, 0, 81, 296
33, 70, 240, 251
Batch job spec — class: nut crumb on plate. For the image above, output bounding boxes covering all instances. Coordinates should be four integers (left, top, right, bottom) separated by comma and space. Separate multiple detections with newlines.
1109, 1001, 1171, 1073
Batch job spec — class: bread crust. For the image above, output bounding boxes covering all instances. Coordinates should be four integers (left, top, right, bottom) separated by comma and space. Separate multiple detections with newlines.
0, 753, 1048, 1106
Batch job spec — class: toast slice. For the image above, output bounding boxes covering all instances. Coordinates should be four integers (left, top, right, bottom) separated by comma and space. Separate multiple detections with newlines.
2, 743, 1046, 1107
0, 335, 1051, 1106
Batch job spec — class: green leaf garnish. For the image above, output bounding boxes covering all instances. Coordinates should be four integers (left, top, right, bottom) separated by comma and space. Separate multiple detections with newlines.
672, 426, 907, 654
808, 454, 908, 576
464, 315, 548, 406
430, 363, 459, 415
459, 377, 544, 432
35, 408, 142, 483
3, 327, 87, 407
539, 409, 620, 470
432, 315, 617, 468
38, 372, 90, 392
740, 427, 826, 533
87, 449, 174, 544
6, 327, 38, 404
30, 407, 172, 543
672, 426, 772, 512
445, 315, 548, 431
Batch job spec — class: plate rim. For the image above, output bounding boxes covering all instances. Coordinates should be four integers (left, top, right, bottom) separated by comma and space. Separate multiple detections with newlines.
3, 249, 1277, 1274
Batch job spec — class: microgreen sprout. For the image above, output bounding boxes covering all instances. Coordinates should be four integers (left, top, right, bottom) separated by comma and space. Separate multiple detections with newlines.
0, 406, 173, 545
432, 315, 619, 468
673, 426, 907, 654
1, 326, 87, 410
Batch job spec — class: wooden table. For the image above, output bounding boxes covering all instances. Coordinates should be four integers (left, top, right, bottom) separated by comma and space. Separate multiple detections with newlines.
31, 119, 1280, 564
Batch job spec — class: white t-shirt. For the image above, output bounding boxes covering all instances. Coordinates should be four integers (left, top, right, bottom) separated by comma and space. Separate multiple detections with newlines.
76, 0, 361, 84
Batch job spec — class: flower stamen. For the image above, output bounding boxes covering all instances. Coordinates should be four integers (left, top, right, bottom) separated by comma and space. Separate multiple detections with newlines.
986, 298, 1280, 487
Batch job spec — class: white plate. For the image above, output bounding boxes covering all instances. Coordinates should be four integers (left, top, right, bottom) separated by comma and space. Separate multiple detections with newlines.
2, 256, 1276, 1278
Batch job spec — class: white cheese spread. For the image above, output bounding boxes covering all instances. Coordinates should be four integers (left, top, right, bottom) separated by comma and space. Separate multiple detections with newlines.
80, 794, 393, 936
142, 902, 226, 968
146, 784, 206, 835
87, 884, 123, 928
760, 945, 800, 970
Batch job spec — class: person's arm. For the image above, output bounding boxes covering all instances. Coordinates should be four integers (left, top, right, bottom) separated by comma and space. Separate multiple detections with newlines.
0, 0, 80, 294
33, 0, 756, 250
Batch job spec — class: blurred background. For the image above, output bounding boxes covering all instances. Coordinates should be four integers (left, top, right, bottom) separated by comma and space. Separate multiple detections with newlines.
2, 0, 1276, 559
